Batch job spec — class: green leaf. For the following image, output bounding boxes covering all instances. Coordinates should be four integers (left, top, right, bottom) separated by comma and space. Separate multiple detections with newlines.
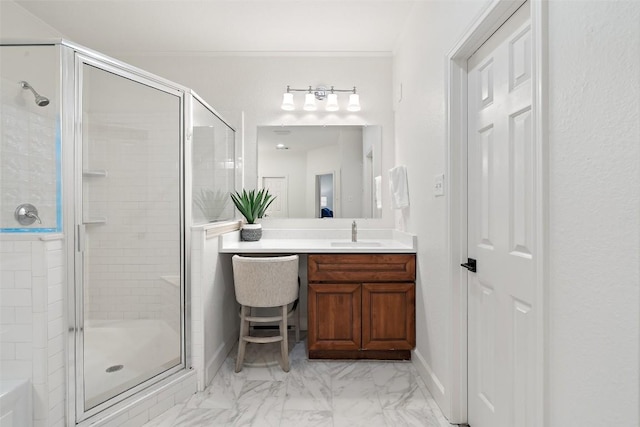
230, 188, 276, 224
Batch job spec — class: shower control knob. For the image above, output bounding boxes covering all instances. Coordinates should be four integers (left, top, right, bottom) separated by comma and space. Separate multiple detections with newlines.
15, 203, 42, 225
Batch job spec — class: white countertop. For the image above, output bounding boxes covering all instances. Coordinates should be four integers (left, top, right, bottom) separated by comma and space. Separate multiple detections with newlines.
218, 229, 417, 254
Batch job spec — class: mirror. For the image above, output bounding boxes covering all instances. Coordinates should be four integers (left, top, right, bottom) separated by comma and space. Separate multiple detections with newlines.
257, 125, 382, 219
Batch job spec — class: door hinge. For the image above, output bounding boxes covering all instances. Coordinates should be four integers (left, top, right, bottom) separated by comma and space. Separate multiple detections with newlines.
461, 258, 477, 273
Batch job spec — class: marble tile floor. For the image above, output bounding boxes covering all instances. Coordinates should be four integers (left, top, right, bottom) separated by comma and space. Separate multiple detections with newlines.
143, 333, 451, 427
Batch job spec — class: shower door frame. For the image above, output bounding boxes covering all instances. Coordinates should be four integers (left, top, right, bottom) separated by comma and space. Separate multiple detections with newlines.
62, 41, 192, 425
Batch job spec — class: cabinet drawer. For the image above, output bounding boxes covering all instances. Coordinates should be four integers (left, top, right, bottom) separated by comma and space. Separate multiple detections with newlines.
308, 254, 416, 282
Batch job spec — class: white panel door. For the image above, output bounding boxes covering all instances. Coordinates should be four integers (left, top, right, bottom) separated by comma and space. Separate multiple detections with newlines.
262, 176, 288, 218
467, 4, 536, 427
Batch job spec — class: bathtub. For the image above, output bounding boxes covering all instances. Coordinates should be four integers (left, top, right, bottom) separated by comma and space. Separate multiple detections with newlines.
0, 379, 32, 427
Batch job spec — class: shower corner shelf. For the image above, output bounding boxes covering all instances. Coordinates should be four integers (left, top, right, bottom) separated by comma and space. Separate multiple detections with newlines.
83, 218, 107, 224
83, 169, 108, 177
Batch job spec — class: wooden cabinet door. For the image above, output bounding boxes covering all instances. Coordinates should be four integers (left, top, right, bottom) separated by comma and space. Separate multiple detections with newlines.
361, 282, 415, 350
308, 283, 361, 351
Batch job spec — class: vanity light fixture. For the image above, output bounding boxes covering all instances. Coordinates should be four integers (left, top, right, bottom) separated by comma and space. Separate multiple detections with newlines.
347, 90, 361, 112
325, 89, 339, 112
303, 87, 317, 111
281, 90, 295, 111
281, 85, 361, 112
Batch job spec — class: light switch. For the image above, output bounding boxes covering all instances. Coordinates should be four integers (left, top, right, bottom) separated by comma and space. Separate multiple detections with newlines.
434, 174, 444, 197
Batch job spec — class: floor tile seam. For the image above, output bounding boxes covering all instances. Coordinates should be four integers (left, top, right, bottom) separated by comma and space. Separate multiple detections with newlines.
282, 371, 333, 412
372, 375, 390, 419
276, 408, 334, 427
273, 378, 289, 427
381, 407, 444, 427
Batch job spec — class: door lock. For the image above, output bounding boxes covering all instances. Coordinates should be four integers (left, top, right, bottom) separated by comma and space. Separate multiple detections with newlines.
461, 258, 477, 273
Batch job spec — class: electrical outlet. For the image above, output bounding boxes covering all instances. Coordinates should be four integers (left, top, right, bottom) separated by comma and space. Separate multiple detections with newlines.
434, 174, 444, 196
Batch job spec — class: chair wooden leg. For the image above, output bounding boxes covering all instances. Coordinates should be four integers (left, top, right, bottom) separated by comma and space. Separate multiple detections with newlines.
235, 305, 249, 373
295, 303, 300, 342
279, 305, 289, 372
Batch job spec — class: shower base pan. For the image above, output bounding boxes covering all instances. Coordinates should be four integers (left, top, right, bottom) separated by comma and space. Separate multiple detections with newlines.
83, 319, 180, 409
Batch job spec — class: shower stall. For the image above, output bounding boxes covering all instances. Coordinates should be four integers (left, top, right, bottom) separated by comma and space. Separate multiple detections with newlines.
0, 41, 235, 426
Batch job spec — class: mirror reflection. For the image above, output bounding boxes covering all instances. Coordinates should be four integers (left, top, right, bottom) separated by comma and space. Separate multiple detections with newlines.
257, 125, 382, 219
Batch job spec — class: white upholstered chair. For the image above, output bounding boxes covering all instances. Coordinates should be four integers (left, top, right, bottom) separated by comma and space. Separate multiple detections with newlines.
231, 254, 300, 373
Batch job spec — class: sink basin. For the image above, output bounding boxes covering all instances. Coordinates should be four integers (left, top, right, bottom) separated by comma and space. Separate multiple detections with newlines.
330, 241, 382, 248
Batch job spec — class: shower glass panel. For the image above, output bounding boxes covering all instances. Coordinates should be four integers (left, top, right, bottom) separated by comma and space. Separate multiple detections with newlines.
79, 62, 183, 411
191, 96, 235, 224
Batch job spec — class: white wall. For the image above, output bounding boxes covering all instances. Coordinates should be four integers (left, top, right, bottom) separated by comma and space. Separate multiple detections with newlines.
394, 0, 640, 424
338, 127, 364, 218
363, 126, 383, 218
190, 228, 238, 390
392, 0, 488, 418
0, 0, 62, 41
115, 54, 395, 227
546, 1, 639, 425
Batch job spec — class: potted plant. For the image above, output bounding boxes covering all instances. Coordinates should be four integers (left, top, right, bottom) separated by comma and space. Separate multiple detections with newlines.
230, 188, 276, 241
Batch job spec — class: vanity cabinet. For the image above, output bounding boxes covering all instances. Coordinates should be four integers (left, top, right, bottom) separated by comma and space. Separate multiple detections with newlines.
307, 254, 416, 360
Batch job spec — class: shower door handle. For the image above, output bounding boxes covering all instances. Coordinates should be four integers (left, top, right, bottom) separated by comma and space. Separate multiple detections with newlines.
77, 224, 86, 252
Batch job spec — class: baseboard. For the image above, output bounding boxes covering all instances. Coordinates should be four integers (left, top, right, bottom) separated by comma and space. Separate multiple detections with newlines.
204, 330, 238, 387
412, 348, 448, 416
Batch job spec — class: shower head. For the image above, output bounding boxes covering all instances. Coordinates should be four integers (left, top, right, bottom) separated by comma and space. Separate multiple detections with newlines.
19, 81, 50, 107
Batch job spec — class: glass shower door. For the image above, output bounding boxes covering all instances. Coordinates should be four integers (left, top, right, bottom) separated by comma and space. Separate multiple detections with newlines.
76, 58, 184, 416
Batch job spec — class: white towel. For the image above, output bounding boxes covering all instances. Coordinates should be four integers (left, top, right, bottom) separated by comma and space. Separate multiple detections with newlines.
374, 175, 382, 209
389, 165, 409, 209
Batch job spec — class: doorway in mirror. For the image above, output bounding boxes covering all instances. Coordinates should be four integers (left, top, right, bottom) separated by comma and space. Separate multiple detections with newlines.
262, 176, 288, 218
316, 173, 334, 218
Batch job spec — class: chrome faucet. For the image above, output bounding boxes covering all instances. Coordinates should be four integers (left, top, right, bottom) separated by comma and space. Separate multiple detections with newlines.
352, 220, 357, 242
15, 203, 42, 225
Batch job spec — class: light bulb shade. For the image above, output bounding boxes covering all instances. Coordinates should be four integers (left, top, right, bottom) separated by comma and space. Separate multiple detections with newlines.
325, 93, 339, 111
303, 93, 317, 111
281, 92, 295, 111
347, 93, 361, 112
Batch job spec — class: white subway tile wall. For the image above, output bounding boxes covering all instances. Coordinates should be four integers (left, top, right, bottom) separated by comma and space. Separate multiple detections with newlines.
1, 240, 34, 382
0, 236, 66, 426
83, 113, 180, 328
1, 75, 58, 230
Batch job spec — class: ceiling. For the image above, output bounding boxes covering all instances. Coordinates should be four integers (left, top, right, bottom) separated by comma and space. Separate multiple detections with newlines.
17, 1, 418, 55
257, 125, 361, 154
